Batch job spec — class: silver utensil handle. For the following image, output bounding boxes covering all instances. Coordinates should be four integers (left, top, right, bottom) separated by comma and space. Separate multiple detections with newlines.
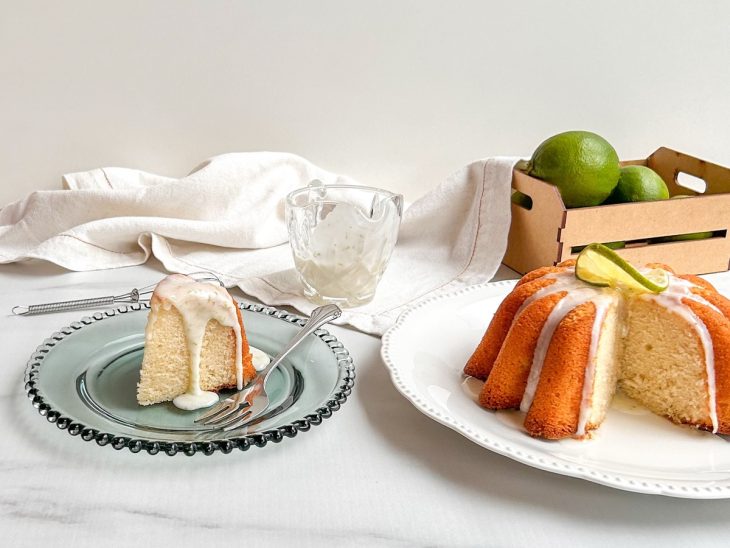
12, 296, 117, 316
261, 304, 342, 381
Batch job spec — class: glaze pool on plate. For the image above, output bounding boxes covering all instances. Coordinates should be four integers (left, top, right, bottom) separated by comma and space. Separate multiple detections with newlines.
25, 303, 354, 454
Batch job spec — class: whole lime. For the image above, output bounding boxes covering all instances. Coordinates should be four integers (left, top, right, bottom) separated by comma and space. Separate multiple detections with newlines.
606, 165, 669, 203
525, 131, 620, 208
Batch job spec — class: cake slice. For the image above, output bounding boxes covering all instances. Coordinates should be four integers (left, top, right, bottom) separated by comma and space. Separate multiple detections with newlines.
620, 284, 730, 433
137, 274, 255, 410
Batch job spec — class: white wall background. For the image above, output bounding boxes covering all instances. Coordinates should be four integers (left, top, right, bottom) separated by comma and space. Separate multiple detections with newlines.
2, 0, 729, 207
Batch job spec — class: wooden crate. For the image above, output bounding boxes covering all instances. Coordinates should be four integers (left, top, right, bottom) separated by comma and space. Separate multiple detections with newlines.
503, 147, 730, 275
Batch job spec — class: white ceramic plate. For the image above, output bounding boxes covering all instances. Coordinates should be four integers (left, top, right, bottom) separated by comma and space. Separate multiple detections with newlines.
381, 279, 730, 498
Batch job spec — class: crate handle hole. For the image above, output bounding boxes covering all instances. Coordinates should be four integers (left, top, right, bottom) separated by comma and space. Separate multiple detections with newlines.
676, 171, 707, 194
511, 190, 533, 210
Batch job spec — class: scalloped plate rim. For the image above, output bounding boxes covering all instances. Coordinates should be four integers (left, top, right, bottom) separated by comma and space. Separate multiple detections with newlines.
23, 302, 355, 457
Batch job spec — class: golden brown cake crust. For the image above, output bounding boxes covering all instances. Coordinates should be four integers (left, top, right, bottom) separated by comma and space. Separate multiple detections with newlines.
645, 262, 675, 274
464, 277, 558, 380
681, 274, 717, 293
516, 265, 570, 287
691, 286, 730, 318
683, 298, 730, 434
524, 301, 595, 439
479, 292, 566, 409
234, 299, 256, 384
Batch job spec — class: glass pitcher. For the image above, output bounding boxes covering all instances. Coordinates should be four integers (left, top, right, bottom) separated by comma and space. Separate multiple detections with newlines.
285, 181, 403, 308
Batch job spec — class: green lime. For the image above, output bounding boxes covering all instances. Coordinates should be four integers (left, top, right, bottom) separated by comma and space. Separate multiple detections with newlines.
605, 165, 669, 203
655, 195, 713, 241
572, 240, 625, 253
510, 190, 532, 209
575, 243, 668, 293
523, 131, 620, 208
665, 232, 713, 241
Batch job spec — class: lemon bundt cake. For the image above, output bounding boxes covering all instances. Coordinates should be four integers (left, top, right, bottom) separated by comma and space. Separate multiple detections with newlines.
464, 257, 730, 439
137, 274, 255, 410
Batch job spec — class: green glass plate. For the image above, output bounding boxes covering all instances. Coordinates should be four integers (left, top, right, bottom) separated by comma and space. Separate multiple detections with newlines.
24, 303, 355, 456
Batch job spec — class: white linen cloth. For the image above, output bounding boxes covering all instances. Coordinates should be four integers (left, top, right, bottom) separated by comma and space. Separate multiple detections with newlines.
0, 152, 517, 335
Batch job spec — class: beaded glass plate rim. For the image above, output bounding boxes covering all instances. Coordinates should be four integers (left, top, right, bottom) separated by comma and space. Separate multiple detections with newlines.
23, 302, 355, 457
381, 279, 730, 499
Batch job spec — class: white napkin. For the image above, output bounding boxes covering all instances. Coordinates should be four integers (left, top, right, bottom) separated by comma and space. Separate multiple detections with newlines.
0, 152, 517, 335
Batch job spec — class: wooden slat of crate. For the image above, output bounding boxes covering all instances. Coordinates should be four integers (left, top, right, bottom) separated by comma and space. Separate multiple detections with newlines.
559, 194, 729, 243
561, 238, 730, 274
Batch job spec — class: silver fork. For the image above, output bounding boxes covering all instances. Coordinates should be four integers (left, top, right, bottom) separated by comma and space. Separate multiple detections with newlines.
194, 304, 342, 431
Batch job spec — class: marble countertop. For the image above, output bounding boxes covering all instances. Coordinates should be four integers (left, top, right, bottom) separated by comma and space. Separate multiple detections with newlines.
3, 260, 730, 548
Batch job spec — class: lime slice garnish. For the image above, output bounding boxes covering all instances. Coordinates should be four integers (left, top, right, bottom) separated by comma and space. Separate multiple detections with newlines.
575, 243, 669, 293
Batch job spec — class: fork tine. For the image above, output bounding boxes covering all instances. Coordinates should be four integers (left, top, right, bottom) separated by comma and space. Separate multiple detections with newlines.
195, 399, 250, 424
194, 399, 234, 423
201, 402, 250, 426
195, 405, 231, 424
186, 271, 224, 287
220, 410, 254, 431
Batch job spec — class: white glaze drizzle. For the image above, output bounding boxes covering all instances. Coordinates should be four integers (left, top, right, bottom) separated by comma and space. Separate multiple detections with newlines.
153, 274, 245, 411
514, 268, 585, 319
641, 274, 719, 433
519, 280, 609, 413
250, 346, 271, 372
575, 294, 613, 436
